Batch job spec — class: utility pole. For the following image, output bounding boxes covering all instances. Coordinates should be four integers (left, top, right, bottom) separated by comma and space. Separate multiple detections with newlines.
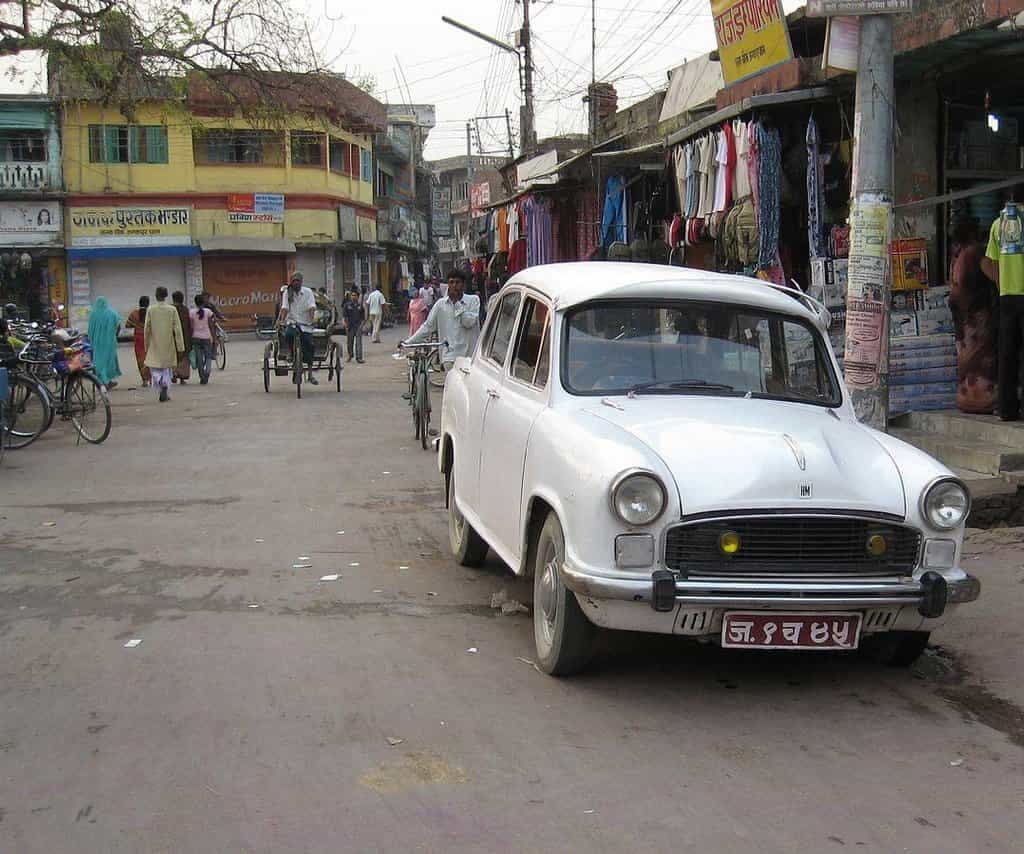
589, 0, 597, 143
842, 14, 895, 429
505, 108, 515, 159
520, 0, 536, 155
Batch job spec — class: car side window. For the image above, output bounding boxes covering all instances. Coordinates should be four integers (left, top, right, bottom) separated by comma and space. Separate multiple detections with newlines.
487, 291, 522, 368
511, 298, 550, 387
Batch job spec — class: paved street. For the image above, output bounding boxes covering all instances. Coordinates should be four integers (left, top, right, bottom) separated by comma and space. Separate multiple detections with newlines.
1, 332, 1023, 853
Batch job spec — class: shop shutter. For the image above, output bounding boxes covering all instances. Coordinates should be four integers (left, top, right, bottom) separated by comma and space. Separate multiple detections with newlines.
89, 257, 187, 327
361, 149, 372, 183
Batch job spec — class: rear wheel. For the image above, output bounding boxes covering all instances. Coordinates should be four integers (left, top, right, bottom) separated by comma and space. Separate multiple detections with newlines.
533, 512, 595, 676
293, 343, 302, 400
427, 348, 446, 388
448, 467, 489, 567
862, 631, 930, 667
263, 348, 271, 393
3, 375, 49, 449
334, 348, 342, 392
67, 371, 111, 444
216, 338, 227, 370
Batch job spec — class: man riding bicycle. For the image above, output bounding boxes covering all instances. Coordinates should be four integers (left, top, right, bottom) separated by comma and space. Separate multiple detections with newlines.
400, 269, 480, 370
278, 271, 319, 385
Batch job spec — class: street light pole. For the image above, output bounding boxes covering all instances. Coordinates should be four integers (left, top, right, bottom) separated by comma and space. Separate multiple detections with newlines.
842, 14, 895, 429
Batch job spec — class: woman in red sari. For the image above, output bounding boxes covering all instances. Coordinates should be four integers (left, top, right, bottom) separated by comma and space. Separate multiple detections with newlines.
124, 295, 151, 385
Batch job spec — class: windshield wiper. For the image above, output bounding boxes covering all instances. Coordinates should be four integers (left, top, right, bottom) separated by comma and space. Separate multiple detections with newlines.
628, 379, 736, 397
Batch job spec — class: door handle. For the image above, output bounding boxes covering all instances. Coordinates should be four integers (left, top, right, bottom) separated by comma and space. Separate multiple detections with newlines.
486, 388, 500, 399
458, 366, 470, 375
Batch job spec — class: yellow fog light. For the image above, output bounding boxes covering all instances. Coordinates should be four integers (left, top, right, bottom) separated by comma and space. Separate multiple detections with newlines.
719, 531, 741, 555
866, 534, 888, 557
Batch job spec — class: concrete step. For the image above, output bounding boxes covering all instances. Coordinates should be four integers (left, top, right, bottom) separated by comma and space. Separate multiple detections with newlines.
950, 467, 1019, 499
893, 409, 1024, 449
889, 427, 1024, 476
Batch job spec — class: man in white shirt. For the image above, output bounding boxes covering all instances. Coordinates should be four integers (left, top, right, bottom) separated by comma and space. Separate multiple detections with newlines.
366, 285, 387, 343
402, 269, 480, 369
278, 271, 319, 385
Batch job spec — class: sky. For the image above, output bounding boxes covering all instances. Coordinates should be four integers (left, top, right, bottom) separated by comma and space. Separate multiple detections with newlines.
1, 1, 804, 161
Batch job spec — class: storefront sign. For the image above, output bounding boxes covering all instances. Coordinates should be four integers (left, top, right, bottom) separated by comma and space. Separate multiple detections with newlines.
711, 0, 794, 86
823, 16, 860, 72
69, 206, 192, 248
226, 193, 285, 223
338, 205, 357, 242
0, 202, 62, 245
202, 254, 286, 330
808, 0, 912, 15
357, 215, 376, 243
436, 237, 458, 254
470, 183, 491, 217
432, 187, 452, 236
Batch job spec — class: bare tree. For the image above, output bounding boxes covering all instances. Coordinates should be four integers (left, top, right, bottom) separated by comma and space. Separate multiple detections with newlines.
0, 0, 348, 118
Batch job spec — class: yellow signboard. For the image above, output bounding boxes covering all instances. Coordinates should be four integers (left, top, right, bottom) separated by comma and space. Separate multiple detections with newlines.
711, 0, 794, 86
68, 206, 192, 248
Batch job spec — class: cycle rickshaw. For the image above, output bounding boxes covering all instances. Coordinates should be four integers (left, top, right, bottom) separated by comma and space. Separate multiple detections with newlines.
262, 299, 342, 399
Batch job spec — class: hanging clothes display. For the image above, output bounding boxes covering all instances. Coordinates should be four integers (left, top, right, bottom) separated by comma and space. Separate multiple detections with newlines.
756, 123, 781, 271
522, 195, 553, 268
806, 116, 826, 260
600, 176, 627, 247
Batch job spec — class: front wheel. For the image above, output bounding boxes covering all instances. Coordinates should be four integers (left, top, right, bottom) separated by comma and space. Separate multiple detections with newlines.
3, 375, 50, 450
216, 338, 227, 370
67, 371, 112, 444
533, 512, 595, 676
334, 347, 342, 392
861, 631, 931, 667
448, 466, 489, 567
263, 347, 271, 393
416, 372, 430, 450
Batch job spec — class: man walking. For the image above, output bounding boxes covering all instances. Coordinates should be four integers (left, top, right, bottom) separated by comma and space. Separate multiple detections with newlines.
278, 272, 319, 385
982, 205, 1024, 420
341, 290, 365, 363
401, 269, 480, 370
366, 284, 387, 343
144, 286, 185, 402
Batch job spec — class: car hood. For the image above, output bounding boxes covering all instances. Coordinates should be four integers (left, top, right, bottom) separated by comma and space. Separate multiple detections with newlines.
582, 397, 906, 518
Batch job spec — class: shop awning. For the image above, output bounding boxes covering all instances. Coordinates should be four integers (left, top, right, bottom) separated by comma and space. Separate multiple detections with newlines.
665, 86, 834, 148
67, 245, 200, 260
198, 237, 297, 254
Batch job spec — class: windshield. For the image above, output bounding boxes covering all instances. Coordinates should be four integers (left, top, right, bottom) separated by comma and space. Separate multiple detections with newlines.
562, 300, 841, 406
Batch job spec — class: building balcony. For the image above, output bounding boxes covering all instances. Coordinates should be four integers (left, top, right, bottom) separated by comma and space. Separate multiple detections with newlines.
0, 162, 50, 191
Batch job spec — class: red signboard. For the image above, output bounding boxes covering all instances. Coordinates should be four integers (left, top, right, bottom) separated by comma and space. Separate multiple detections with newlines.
227, 193, 256, 213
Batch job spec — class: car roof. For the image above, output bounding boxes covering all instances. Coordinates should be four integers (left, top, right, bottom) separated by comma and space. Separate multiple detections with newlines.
506, 262, 818, 321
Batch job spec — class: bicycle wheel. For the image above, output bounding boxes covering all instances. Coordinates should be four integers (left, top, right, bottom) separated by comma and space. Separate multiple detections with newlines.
427, 348, 446, 388
67, 371, 111, 444
416, 372, 430, 450
216, 338, 227, 370
3, 374, 49, 449
334, 347, 342, 393
293, 345, 302, 400
263, 348, 271, 393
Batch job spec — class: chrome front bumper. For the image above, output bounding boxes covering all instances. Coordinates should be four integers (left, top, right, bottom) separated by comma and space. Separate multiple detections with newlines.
561, 564, 981, 612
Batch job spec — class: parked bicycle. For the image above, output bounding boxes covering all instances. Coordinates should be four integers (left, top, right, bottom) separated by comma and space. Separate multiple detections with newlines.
399, 341, 442, 450
13, 328, 111, 445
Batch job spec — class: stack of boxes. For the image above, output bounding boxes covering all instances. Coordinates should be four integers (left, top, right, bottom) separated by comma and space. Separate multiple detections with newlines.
809, 238, 957, 415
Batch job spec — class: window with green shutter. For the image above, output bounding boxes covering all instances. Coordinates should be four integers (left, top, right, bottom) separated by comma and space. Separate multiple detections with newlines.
88, 124, 167, 163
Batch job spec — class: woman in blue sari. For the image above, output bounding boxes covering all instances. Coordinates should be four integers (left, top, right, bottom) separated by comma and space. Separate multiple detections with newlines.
87, 296, 122, 388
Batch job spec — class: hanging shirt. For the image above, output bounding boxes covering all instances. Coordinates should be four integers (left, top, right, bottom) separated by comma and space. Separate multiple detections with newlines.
507, 203, 519, 244
601, 175, 627, 246
733, 120, 751, 200
673, 145, 687, 213
713, 130, 730, 213
498, 206, 509, 252
698, 135, 715, 218
723, 121, 736, 211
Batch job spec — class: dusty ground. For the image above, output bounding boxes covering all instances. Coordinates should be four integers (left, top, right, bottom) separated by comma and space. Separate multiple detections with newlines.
1, 333, 1022, 853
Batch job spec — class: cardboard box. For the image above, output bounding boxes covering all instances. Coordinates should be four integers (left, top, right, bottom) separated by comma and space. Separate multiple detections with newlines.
890, 333, 955, 353
890, 349, 957, 370
890, 366, 958, 385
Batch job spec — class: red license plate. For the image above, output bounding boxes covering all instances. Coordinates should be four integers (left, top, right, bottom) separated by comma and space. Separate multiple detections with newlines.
722, 612, 862, 650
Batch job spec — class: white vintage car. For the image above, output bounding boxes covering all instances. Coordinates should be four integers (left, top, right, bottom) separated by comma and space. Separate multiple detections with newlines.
438, 262, 980, 675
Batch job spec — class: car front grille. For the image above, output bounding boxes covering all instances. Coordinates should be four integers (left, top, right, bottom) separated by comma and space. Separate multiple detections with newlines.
664, 516, 921, 577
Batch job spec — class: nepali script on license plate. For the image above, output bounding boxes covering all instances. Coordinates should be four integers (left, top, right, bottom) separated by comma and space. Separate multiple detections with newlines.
721, 612, 862, 651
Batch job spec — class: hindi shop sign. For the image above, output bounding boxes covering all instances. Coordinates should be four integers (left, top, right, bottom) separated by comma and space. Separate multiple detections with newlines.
69, 206, 192, 248
711, 0, 794, 86
227, 193, 285, 223
432, 187, 452, 237
470, 182, 491, 217
0, 202, 62, 246
807, 0, 912, 16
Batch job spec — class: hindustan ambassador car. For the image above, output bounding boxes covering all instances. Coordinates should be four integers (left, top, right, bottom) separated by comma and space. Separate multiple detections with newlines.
438, 263, 980, 676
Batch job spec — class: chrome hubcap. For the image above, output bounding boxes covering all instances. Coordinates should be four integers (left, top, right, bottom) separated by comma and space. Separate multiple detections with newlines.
538, 548, 558, 632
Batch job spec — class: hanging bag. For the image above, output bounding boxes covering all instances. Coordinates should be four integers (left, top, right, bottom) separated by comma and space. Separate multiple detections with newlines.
629, 201, 651, 263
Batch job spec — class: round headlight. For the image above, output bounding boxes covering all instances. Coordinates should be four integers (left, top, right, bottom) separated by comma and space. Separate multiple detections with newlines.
922, 479, 970, 530
612, 472, 666, 526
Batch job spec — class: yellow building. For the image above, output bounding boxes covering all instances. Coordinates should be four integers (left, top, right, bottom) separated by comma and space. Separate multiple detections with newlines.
59, 73, 385, 328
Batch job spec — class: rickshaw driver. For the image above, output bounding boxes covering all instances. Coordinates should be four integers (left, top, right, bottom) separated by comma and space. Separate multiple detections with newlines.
278, 271, 319, 385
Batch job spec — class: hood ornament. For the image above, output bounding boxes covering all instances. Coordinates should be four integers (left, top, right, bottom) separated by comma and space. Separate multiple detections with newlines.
782, 434, 807, 471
